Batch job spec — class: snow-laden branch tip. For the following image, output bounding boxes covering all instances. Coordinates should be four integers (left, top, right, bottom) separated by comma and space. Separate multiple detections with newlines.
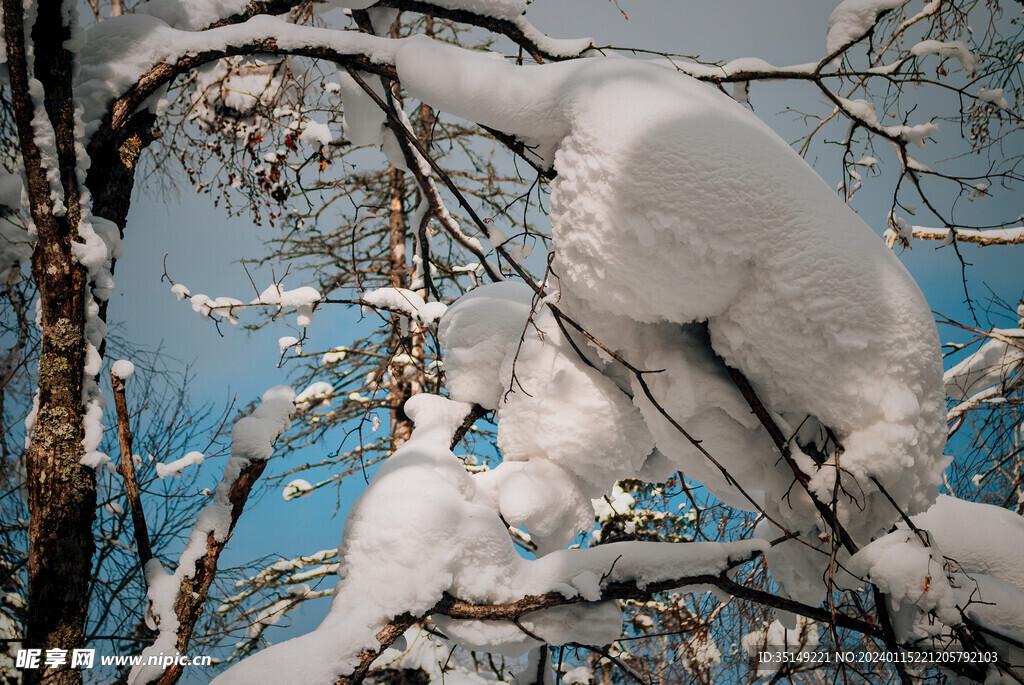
154, 451, 205, 479
826, 0, 909, 57
167, 275, 322, 328
944, 327, 1024, 404
911, 226, 1024, 248
111, 359, 136, 380
131, 386, 294, 685
850, 495, 1024, 645
910, 39, 978, 73
362, 286, 447, 324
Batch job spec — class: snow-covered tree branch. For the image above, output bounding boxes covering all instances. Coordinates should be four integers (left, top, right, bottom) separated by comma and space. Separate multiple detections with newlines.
2, 1, 1023, 684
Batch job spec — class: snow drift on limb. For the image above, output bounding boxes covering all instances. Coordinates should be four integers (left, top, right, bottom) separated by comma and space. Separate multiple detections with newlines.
847, 497, 1024, 651
439, 283, 654, 552
212, 394, 768, 684
397, 38, 947, 601
131, 386, 295, 685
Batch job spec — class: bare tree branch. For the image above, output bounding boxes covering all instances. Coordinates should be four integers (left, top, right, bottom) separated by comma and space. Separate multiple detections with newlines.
111, 370, 153, 571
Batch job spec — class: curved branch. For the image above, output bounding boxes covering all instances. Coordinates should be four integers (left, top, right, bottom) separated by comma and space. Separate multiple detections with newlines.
335, 543, 882, 685
87, 0, 598, 160
207, 0, 309, 29
86, 39, 397, 163
372, 0, 588, 63
432, 571, 882, 639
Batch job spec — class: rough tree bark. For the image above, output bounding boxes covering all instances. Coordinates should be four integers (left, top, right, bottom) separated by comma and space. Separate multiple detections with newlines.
2, 0, 160, 678
386, 165, 416, 449
151, 458, 270, 685
2, 2, 93, 683
111, 370, 152, 569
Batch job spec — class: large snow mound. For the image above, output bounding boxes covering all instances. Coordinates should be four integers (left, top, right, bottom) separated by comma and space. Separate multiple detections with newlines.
212, 394, 766, 683
398, 38, 947, 598
912, 495, 1024, 594
441, 287, 654, 552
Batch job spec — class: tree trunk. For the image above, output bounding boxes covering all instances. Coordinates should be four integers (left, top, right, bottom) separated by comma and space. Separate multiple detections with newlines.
386, 166, 417, 449
0, 1, 112, 681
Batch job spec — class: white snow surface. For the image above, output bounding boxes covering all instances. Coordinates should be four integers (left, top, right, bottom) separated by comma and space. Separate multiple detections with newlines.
592, 484, 635, 522
664, 57, 817, 81
131, 386, 294, 684
363, 286, 425, 318
912, 495, 1024, 595
78, 14, 400, 137
278, 335, 300, 354
322, 346, 347, 366
561, 666, 594, 685
111, 359, 135, 380
491, 303, 653, 496
283, 478, 314, 501
338, 70, 388, 148
951, 573, 1024, 647
155, 450, 204, 478
230, 386, 295, 462
441, 285, 654, 552
416, 301, 448, 324
438, 281, 534, 409
327, 0, 591, 57
629, 321, 792, 514
213, 394, 767, 684
978, 88, 1010, 110
944, 329, 1023, 402
401, 40, 946, 604
405, 0, 593, 58
826, 0, 908, 55
916, 225, 1024, 246
137, 0, 251, 30
96, 22, 970, 676
174, 279, 320, 328
848, 530, 960, 637
911, 39, 978, 72
837, 96, 939, 146
842, 496, 1024, 644
300, 119, 335, 147
28, 79, 65, 217
253, 283, 321, 327
363, 286, 447, 324
296, 381, 335, 409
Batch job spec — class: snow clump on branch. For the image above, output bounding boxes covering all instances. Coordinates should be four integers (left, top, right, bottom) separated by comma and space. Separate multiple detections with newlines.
213, 394, 766, 683
219, 27, 989, 681
826, 0, 909, 56
132, 385, 295, 684
396, 36, 947, 603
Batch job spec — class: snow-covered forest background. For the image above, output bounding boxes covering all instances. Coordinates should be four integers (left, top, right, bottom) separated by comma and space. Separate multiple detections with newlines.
1, 1, 1023, 684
